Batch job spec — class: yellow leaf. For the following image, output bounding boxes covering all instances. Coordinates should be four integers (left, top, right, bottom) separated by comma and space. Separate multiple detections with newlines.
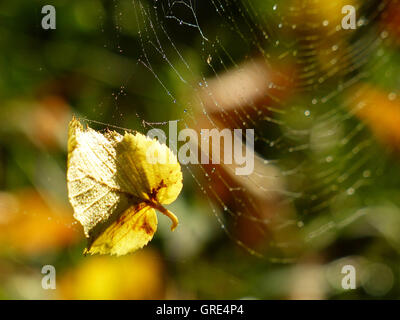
85, 203, 157, 256
0, 190, 79, 255
66, 117, 183, 256
58, 250, 165, 299
350, 85, 400, 151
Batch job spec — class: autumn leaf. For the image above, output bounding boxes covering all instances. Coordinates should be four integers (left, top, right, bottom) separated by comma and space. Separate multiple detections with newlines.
66, 118, 183, 256
0, 190, 79, 255
350, 85, 400, 151
58, 250, 165, 299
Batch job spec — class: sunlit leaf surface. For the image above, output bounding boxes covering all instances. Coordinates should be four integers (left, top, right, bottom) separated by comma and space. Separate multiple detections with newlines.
67, 118, 183, 255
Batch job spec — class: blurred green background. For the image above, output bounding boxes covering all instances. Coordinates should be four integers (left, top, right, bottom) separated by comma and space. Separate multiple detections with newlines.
1, 0, 400, 299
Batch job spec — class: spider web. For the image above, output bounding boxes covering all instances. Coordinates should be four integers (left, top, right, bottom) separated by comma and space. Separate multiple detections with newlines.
105, 0, 398, 262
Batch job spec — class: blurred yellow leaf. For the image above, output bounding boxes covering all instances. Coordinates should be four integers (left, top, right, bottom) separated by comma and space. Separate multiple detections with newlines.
58, 250, 165, 299
66, 118, 183, 256
288, 0, 358, 29
351, 85, 400, 151
0, 190, 79, 255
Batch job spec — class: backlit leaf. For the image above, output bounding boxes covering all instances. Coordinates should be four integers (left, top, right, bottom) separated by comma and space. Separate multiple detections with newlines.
67, 118, 183, 255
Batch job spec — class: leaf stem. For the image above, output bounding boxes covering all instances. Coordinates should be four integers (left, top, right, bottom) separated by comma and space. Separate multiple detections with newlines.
149, 201, 179, 231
